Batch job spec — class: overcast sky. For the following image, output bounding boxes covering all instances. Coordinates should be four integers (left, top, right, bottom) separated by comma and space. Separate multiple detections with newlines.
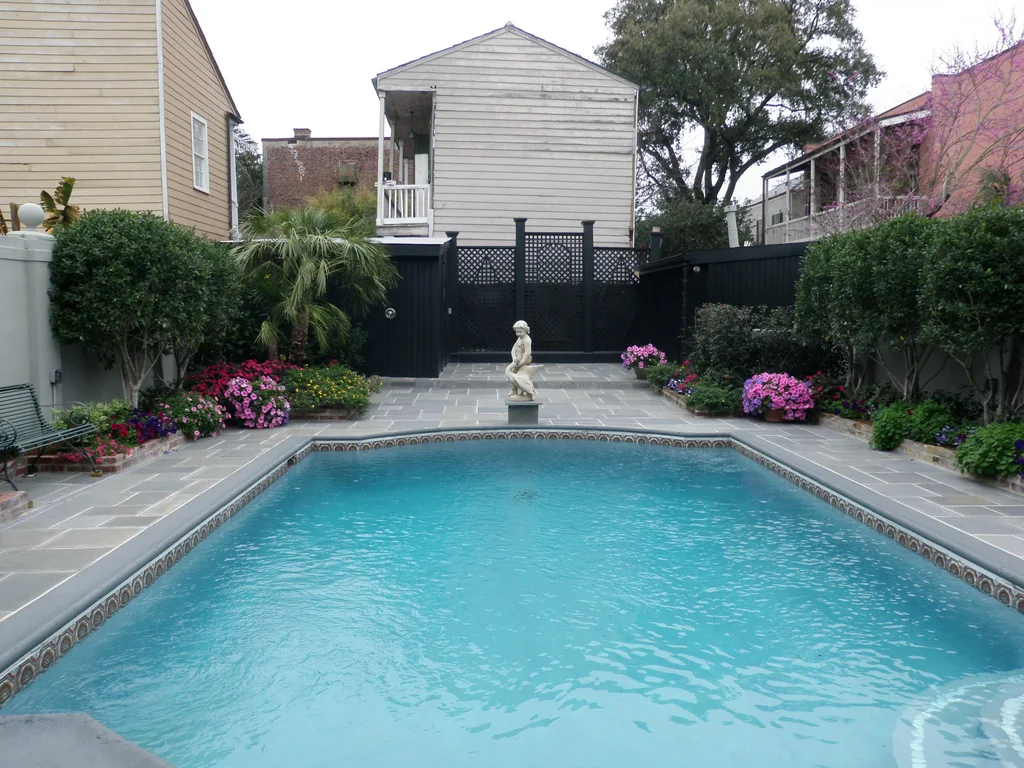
191, 0, 1018, 203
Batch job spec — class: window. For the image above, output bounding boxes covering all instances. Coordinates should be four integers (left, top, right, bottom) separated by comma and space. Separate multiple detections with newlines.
191, 112, 209, 193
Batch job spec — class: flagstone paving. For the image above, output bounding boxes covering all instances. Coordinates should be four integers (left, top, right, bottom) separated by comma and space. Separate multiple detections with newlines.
2, 364, 1024, 627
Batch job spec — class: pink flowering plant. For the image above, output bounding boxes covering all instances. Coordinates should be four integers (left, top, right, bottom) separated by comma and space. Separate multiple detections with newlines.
223, 376, 290, 429
742, 372, 815, 421
621, 344, 667, 371
160, 392, 227, 440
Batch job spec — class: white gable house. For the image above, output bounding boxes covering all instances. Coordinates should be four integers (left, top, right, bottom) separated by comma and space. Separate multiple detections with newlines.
373, 24, 639, 246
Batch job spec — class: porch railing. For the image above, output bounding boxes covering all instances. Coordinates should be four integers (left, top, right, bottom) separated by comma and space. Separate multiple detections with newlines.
381, 183, 430, 224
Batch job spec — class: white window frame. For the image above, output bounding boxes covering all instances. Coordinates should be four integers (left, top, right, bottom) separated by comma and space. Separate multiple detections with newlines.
191, 111, 209, 194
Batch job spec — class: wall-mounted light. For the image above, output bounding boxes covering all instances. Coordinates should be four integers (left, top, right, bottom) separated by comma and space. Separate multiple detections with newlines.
692, 265, 701, 273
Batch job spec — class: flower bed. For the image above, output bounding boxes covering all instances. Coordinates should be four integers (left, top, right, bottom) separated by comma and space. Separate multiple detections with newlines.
11, 432, 184, 476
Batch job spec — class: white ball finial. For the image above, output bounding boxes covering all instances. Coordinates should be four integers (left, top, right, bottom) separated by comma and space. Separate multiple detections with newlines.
18, 203, 45, 230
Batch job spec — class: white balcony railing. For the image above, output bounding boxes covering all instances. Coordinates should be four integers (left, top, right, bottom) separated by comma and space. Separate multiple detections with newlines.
381, 183, 430, 225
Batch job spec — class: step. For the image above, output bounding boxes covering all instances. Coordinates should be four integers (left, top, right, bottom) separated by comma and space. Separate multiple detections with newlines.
380, 377, 652, 390
0, 490, 30, 524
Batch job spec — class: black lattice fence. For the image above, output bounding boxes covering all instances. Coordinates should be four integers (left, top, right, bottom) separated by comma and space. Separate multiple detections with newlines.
525, 232, 584, 351
593, 247, 643, 352
457, 246, 516, 352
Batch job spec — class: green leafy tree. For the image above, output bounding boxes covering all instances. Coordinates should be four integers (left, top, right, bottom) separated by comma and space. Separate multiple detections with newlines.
869, 214, 941, 400
234, 127, 263, 222
921, 204, 1024, 423
598, 0, 880, 204
305, 188, 377, 235
169, 241, 246, 382
235, 207, 398, 365
50, 210, 212, 407
635, 198, 753, 256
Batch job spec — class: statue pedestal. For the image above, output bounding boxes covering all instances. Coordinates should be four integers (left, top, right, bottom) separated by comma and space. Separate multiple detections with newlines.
506, 399, 541, 426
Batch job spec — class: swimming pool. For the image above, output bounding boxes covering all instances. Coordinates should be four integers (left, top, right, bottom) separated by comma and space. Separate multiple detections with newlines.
7, 439, 1024, 767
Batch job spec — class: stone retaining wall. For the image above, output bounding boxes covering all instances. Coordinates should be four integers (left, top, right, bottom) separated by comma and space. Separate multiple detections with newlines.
12, 433, 184, 476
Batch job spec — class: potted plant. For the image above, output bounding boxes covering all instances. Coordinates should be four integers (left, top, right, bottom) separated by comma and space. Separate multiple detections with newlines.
742, 372, 815, 422
621, 344, 667, 379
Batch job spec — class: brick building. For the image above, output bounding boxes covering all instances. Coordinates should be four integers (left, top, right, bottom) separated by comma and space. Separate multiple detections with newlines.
262, 129, 406, 211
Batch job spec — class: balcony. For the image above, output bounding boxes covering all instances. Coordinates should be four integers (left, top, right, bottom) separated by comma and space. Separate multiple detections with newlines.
380, 183, 431, 233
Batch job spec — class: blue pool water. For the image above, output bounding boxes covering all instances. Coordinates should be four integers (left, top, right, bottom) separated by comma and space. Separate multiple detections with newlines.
8, 441, 1024, 767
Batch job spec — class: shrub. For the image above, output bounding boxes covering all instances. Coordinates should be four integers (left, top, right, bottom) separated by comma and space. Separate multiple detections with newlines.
53, 399, 133, 435
282, 365, 376, 414
742, 373, 815, 421
929, 388, 983, 424
621, 344, 667, 371
50, 210, 217, 406
685, 382, 743, 414
692, 304, 761, 377
139, 382, 182, 414
644, 362, 678, 389
906, 400, 957, 444
921, 205, 1024, 423
753, 306, 836, 378
222, 376, 290, 429
870, 403, 912, 451
955, 422, 1024, 477
185, 360, 300, 400
109, 410, 177, 445
160, 393, 227, 439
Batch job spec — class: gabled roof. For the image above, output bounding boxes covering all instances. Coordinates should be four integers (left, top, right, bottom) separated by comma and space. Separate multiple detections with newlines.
183, 0, 241, 120
373, 23, 638, 91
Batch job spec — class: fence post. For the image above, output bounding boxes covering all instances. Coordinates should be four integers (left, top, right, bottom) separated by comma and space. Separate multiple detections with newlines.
581, 220, 595, 353
514, 217, 527, 320
445, 231, 459, 358
649, 226, 662, 262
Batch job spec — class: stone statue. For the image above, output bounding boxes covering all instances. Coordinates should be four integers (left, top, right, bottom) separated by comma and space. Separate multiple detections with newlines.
505, 320, 540, 401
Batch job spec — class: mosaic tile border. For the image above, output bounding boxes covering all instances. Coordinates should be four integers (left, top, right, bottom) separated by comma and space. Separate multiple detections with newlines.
3, 427, 1022, 712
731, 440, 1024, 613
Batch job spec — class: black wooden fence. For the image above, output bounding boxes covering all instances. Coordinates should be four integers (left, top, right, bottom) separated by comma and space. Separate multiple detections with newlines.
451, 220, 657, 361
630, 242, 807, 362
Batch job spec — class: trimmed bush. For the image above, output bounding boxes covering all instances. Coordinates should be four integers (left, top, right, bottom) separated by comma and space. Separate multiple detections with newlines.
870, 403, 912, 451
685, 383, 743, 415
644, 362, 678, 389
956, 422, 1024, 478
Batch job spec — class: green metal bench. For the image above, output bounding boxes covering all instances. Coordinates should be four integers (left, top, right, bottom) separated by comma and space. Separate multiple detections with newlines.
0, 383, 99, 491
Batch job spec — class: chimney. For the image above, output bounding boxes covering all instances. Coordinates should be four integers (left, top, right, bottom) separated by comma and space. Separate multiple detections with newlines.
293, 128, 312, 140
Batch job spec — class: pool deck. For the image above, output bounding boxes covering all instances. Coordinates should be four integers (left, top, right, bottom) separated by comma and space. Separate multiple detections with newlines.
3, 364, 1024, 690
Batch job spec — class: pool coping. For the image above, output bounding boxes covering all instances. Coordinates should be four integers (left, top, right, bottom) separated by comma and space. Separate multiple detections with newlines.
3, 426, 1024, 710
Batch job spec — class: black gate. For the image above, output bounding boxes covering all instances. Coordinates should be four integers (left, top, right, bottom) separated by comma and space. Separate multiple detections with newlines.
452, 219, 648, 358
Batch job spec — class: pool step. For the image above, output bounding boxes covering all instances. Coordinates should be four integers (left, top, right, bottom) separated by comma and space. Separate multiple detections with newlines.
893, 671, 1024, 767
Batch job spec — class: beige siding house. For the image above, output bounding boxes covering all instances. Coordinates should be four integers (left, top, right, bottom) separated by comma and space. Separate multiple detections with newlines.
0, 0, 240, 240
373, 24, 639, 246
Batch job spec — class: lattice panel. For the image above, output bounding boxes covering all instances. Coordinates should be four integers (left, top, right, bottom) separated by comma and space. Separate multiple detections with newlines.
594, 247, 642, 285
526, 284, 584, 351
592, 284, 642, 351
458, 246, 515, 284
525, 234, 583, 284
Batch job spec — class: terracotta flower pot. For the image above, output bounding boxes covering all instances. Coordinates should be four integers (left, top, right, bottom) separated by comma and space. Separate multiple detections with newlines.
763, 408, 784, 423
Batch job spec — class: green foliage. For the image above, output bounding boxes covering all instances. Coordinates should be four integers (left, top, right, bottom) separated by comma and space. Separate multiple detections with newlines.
598, 0, 879, 203
693, 303, 833, 379
955, 421, 1024, 477
236, 207, 398, 365
138, 382, 181, 414
234, 128, 263, 221
686, 382, 743, 414
635, 199, 752, 256
644, 362, 678, 388
692, 304, 760, 377
921, 204, 1024, 423
305, 324, 369, 370
929, 388, 983, 424
869, 214, 940, 400
305, 188, 377, 235
53, 399, 132, 435
50, 210, 214, 407
870, 403, 912, 451
281, 365, 376, 414
40, 177, 80, 233
906, 400, 956, 444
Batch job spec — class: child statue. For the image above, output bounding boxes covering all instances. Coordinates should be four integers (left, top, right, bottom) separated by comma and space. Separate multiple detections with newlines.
505, 320, 540, 401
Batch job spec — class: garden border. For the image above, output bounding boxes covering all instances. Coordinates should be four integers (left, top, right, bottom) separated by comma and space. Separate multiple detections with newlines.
4, 427, 1024, 712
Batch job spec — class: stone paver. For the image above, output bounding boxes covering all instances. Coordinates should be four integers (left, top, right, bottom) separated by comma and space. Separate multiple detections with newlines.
1, 363, 1023, 627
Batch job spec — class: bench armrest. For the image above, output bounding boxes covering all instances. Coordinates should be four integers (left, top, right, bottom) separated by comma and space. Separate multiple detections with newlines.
0, 417, 16, 452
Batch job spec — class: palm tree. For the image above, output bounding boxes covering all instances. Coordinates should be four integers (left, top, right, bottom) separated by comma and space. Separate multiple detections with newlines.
235, 207, 398, 364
